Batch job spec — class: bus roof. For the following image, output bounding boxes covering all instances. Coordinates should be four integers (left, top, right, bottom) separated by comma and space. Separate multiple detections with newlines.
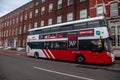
28, 16, 105, 32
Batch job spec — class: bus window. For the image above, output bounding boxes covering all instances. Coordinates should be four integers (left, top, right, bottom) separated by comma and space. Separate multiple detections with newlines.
99, 20, 106, 26
27, 42, 43, 49
88, 21, 100, 28
50, 42, 60, 49
74, 23, 86, 29
79, 40, 91, 50
90, 39, 103, 52
51, 27, 60, 32
43, 42, 51, 49
35, 30, 42, 34
42, 28, 51, 33
61, 25, 73, 31
61, 41, 67, 50
28, 31, 34, 35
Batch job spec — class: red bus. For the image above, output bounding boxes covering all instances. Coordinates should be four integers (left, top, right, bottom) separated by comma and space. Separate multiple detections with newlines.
26, 16, 114, 64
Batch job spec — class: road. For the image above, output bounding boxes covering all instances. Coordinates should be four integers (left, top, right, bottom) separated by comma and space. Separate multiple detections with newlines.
0, 53, 120, 80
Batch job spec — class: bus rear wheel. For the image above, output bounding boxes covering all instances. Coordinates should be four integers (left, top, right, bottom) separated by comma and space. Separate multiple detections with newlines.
76, 55, 85, 64
34, 52, 39, 59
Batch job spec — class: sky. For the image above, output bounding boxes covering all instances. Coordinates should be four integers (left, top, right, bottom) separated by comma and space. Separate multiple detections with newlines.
0, 0, 32, 17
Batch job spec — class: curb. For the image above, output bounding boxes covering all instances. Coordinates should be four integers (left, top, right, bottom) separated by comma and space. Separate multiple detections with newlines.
0, 49, 27, 57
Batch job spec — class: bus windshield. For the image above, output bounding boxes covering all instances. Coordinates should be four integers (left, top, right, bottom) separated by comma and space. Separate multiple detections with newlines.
90, 39, 103, 52
104, 38, 112, 52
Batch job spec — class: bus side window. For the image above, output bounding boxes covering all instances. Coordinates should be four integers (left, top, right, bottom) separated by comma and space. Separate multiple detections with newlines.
88, 21, 100, 28
43, 42, 50, 49
61, 41, 67, 50
79, 40, 91, 50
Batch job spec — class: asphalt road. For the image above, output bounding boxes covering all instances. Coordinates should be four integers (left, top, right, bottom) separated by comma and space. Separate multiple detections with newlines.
0, 53, 120, 80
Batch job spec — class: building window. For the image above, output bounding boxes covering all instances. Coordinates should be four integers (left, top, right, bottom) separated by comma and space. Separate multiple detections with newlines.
58, 0, 62, 9
41, 6, 45, 15
42, 0, 45, 3
110, 3, 118, 17
35, 9, 38, 17
67, 12, 73, 22
117, 26, 120, 34
48, 18, 52, 25
12, 29, 14, 36
35, 2, 39, 6
80, 9, 87, 19
15, 28, 18, 35
10, 20, 12, 25
20, 16, 23, 22
29, 11, 32, 19
23, 25, 26, 33
19, 26, 22, 34
16, 18, 19, 24
49, 3, 53, 13
67, 0, 73, 6
24, 14, 27, 20
13, 19, 15, 24
34, 22, 38, 28
111, 26, 115, 34
112, 36, 116, 46
41, 20, 44, 27
118, 36, 120, 46
80, 0, 86, 2
57, 16, 62, 24
97, 6, 103, 17
28, 24, 32, 29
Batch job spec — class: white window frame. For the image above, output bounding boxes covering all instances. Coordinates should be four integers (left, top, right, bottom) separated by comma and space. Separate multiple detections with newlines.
23, 25, 26, 33
110, 2, 118, 17
58, 0, 62, 9
42, 0, 45, 3
49, 3, 53, 13
80, 0, 86, 2
24, 14, 27, 20
67, 0, 73, 6
35, 9, 38, 17
29, 11, 32, 19
34, 22, 38, 28
96, 6, 103, 17
80, 9, 87, 19
57, 16, 62, 24
20, 16, 23, 22
41, 20, 44, 27
67, 12, 73, 22
41, 6, 45, 15
19, 26, 22, 34
28, 23, 32, 30
48, 18, 52, 25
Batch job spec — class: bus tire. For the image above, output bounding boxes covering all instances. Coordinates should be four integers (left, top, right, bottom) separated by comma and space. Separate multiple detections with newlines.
76, 55, 85, 64
34, 52, 39, 59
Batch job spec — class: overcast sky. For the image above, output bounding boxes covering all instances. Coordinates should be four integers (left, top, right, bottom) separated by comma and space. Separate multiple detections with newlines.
0, 0, 32, 17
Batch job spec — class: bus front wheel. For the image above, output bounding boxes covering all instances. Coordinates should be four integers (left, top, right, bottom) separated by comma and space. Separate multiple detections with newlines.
34, 52, 39, 59
76, 55, 85, 64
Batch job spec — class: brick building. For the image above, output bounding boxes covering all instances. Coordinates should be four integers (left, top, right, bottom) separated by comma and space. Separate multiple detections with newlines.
90, 0, 120, 48
0, 0, 120, 49
0, 0, 89, 49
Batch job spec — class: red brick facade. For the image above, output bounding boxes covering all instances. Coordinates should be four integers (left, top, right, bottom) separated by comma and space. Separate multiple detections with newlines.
0, 0, 120, 49
0, 0, 89, 48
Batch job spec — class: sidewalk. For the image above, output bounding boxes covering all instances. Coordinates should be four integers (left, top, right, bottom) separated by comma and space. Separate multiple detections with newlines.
113, 49, 120, 58
0, 49, 27, 57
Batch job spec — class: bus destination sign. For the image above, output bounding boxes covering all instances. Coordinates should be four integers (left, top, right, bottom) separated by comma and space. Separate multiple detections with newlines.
79, 29, 94, 37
